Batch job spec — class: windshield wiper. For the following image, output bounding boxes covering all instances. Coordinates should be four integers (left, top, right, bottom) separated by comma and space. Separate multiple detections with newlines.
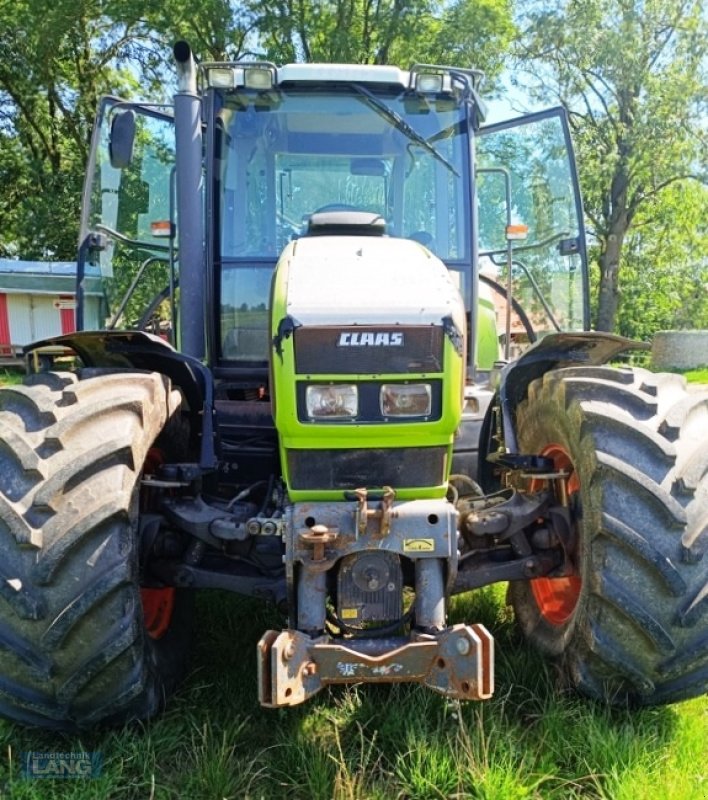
351, 83, 459, 177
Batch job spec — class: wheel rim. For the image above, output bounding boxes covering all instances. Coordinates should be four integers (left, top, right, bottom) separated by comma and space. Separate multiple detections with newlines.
140, 447, 176, 640
530, 443, 581, 626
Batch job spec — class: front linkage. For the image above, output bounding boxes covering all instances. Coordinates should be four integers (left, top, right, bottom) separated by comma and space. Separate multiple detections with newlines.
255, 464, 573, 707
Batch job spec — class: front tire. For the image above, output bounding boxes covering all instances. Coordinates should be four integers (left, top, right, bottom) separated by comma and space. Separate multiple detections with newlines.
0, 370, 191, 729
509, 366, 708, 706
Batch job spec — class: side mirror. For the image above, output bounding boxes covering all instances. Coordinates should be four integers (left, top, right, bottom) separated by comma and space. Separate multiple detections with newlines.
109, 110, 136, 169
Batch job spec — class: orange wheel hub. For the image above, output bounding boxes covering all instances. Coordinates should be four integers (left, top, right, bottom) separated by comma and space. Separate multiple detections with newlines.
530, 443, 581, 626
140, 447, 176, 639
141, 587, 176, 639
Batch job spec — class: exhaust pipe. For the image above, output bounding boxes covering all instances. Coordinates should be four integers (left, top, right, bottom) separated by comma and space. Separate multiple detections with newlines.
174, 40, 198, 94
173, 41, 205, 359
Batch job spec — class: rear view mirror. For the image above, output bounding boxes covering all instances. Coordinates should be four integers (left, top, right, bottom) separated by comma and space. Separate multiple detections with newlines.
109, 110, 136, 169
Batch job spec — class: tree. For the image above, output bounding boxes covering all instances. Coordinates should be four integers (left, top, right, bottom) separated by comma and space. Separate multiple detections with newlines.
140, 0, 259, 62
515, 0, 706, 332
0, 0, 153, 259
614, 181, 708, 342
255, 0, 514, 78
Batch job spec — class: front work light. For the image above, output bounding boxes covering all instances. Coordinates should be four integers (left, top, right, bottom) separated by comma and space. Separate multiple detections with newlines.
205, 67, 237, 89
306, 385, 358, 420
380, 384, 431, 417
244, 67, 276, 90
411, 69, 453, 95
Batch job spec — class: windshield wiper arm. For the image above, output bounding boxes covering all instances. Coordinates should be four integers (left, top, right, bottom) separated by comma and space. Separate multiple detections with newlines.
351, 83, 459, 177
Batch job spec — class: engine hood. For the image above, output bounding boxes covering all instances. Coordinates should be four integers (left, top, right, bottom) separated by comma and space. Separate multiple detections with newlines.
274, 235, 465, 331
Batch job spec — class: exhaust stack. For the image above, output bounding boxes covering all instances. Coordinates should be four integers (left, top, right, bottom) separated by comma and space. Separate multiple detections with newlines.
173, 41, 205, 359
174, 40, 198, 93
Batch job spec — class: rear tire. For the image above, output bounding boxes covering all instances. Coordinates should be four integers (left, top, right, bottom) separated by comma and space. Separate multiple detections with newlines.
0, 370, 192, 729
509, 366, 708, 705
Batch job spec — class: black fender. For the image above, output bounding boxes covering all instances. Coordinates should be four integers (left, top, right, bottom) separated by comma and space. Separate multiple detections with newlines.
24, 331, 217, 470
477, 332, 648, 489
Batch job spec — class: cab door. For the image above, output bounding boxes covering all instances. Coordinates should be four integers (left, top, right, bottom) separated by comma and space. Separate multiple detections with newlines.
476, 108, 589, 352
77, 97, 177, 338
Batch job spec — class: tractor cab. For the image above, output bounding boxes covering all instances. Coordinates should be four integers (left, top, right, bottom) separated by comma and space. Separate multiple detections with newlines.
78, 61, 588, 376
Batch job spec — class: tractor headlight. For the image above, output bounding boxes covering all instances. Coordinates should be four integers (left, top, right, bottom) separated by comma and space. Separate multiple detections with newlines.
305, 384, 358, 419
380, 383, 431, 417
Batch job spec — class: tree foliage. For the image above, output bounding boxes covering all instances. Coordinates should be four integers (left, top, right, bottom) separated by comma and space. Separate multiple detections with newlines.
141, 0, 258, 62
614, 181, 708, 341
515, 0, 706, 332
0, 0, 153, 259
254, 0, 513, 76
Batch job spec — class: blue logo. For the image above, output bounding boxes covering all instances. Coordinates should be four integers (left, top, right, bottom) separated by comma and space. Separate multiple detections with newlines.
21, 751, 102, 779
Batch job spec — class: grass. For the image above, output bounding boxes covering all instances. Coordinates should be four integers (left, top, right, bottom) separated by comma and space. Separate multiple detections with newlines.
0, 369, 24, 386
685, 368, 708, 384
0, 588, 706, 799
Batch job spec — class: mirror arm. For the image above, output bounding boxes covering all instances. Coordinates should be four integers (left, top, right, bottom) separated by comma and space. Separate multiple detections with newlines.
94, 223, 173, 253
479, 230, 571, 259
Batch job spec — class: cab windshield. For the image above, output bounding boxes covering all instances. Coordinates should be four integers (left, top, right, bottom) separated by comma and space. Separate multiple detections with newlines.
214, 87, 471, 361
216, 88, 470, 260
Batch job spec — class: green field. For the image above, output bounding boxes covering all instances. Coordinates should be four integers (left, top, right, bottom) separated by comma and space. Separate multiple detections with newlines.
0, 588, 706, 799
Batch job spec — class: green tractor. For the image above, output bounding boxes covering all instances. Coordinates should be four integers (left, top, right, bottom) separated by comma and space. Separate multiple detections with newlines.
0, 43, 705, 730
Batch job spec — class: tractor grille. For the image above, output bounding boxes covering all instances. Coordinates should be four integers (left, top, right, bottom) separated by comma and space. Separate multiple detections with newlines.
294, 326, 444, 375
286, 446, 447, 491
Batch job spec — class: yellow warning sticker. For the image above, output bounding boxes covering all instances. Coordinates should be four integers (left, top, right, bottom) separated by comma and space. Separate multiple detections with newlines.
403, 538, 435, 552
340, 608, 359, 620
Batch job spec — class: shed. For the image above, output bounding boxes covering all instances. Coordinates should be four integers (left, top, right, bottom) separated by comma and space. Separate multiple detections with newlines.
0, 260, 105, 358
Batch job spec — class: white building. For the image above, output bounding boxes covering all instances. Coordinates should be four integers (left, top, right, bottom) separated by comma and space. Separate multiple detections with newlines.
0, 260, 104, 358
